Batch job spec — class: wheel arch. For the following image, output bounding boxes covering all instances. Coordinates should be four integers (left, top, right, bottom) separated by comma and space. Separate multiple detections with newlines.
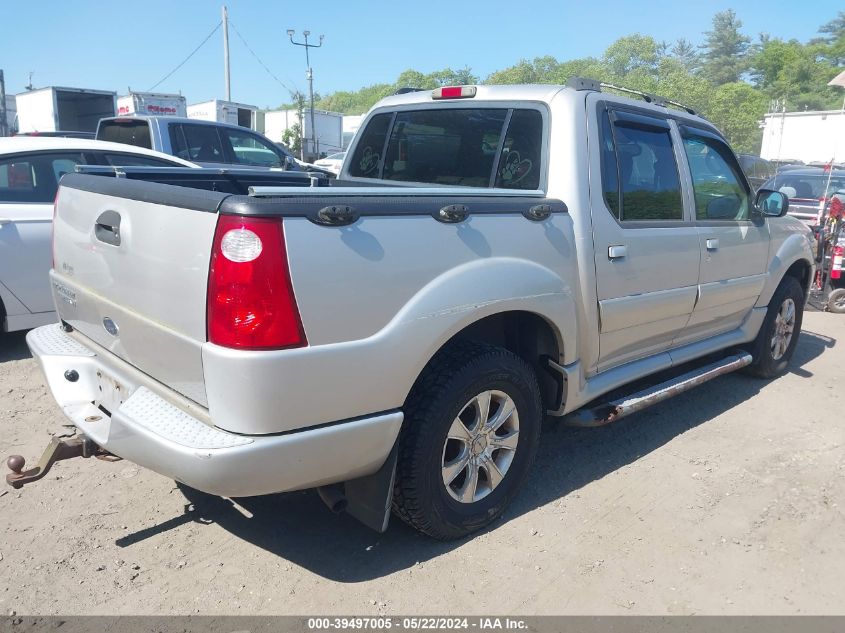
757, 231, 815, 308
406, 309, 566, 413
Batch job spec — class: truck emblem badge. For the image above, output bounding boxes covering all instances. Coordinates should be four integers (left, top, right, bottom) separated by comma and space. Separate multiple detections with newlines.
102, 317, 119, 337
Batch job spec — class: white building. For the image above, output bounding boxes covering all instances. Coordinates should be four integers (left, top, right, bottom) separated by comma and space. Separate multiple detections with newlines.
760, 110, 845, 164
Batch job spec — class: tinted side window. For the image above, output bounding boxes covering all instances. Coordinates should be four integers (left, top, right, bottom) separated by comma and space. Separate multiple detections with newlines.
348, 113, 392, 178
180, 125, 225, 163
221, 129, 283, 168
610, 119, 683, 221
683, 136, 749, 221
494, 109, 542, 190
0, 153, 84, 203
600, 110, 620, 217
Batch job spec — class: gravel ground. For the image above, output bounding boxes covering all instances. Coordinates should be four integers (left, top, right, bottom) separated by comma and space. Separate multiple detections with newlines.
0, 311, 843, 615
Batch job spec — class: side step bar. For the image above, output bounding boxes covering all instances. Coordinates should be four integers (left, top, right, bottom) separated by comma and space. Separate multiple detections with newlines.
563, 352, 753, 427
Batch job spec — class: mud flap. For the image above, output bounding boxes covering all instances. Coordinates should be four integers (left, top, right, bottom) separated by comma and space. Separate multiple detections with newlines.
343, 440, 399, 533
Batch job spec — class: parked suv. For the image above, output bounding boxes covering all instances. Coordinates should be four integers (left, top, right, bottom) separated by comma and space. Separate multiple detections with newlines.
96, 116, 301, 170
761, 167, 845, 225
17, 80, 815, 540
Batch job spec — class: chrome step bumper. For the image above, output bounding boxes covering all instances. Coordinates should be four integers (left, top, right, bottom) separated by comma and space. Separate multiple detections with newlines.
25, 324, 403, 497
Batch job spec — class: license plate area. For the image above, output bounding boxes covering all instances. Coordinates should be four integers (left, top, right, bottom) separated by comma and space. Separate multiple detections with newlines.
95, 370, 127, 415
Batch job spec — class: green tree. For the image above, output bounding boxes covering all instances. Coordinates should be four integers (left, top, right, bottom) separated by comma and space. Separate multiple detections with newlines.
700, 9, 751, 85
703, 82, 767, 152
281, 122, 301, 156
816, 11, 845, 66
670, 38, 701, 73
602, 34, 661, 78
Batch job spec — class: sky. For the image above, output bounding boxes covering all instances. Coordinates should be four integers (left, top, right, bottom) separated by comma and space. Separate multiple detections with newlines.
0, 0, 841, 110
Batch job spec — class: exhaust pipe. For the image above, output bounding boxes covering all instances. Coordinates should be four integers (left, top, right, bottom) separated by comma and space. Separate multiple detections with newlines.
317, 484, 348, 513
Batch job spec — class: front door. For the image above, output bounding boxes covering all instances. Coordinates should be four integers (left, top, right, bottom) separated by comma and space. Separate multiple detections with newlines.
675, 128, 770, 345
590, 103, 700, 371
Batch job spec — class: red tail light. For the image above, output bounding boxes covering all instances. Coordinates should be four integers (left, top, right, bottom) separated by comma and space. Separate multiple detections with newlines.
207, 215, 306, 349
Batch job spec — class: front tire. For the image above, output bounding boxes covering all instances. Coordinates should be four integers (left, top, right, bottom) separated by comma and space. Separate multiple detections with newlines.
745, 276, 805, 378
393, 341, 542, 540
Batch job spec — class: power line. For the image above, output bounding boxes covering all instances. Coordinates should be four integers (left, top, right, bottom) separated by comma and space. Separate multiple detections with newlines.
147, 21, 222, 91
229, 20, 298, 95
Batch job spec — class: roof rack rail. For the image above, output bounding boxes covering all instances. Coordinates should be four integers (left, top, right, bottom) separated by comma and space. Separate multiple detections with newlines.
565, 76, 697, 116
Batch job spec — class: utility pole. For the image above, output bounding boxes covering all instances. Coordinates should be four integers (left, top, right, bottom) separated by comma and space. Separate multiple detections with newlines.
287, 29, 323, 160
222, 6, 231, 101
0, 70, 8, 137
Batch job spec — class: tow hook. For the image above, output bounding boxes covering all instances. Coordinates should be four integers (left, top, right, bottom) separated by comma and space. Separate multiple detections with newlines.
5, 436, 118, 489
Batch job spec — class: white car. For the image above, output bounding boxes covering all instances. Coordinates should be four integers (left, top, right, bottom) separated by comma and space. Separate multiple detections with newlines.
0, 137, 196, 333
313, 151, 346, 175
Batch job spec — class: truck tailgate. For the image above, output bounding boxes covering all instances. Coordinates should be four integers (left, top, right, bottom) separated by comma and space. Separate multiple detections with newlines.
52, 175, 225, 406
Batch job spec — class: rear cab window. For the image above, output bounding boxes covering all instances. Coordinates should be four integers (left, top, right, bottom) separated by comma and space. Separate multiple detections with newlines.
348, 106, 544, 190
97, 120, 153, 149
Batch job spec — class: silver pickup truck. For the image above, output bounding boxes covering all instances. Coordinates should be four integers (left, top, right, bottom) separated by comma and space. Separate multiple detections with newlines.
11, 80, 815, 540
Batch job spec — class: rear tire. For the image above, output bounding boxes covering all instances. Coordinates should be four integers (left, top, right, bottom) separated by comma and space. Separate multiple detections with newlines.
393, 341, 542, 540
827, 288, 845, 314
745, 276, 804, 378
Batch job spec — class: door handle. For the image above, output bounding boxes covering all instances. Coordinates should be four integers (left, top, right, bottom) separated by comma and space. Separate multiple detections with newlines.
706, 238, 719, 251
95, 210, 122, 246
608, 245, 627, 260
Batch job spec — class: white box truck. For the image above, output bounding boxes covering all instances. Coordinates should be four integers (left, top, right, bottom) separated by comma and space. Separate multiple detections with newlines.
15, 87, 116, 134
117, 92, 187, 118
261, 109, 343, 159
760, 110, 845, 165
187, 99, 257, 128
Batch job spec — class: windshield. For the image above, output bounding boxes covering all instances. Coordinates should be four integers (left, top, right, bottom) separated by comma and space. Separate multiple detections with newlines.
764, 173, 845, 199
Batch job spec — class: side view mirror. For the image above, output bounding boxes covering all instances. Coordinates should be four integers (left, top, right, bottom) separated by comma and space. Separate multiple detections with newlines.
755, 189, 789, 217
284, 155, 296, 171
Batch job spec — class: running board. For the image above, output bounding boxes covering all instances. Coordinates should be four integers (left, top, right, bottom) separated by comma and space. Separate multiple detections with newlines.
562, 351, 753, 427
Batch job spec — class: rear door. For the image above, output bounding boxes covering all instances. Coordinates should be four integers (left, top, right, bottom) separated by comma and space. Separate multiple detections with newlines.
589, 101, 700, 371
676, 127, 769, 344
0, 151, 85, 313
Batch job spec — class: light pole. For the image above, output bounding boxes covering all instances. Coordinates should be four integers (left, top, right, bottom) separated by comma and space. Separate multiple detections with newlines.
287, 29, 323, 161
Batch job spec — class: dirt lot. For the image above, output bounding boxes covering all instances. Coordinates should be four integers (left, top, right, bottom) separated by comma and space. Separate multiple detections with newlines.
1, 311, 843, 616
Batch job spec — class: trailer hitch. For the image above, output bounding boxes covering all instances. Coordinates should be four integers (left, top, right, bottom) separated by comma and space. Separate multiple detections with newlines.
5, 436, 117, 489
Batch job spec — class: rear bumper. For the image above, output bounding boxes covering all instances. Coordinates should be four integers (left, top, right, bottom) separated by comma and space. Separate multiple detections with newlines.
25, 324, 403, 497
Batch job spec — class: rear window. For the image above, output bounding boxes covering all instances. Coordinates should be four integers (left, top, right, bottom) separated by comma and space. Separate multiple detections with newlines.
348, 108, 544, 190
97, 120, 153, 149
